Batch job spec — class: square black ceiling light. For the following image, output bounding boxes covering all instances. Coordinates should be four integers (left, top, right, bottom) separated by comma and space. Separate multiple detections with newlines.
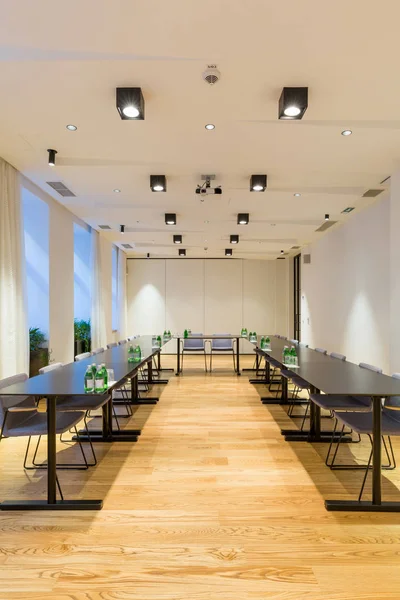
151, 175, 166, 192
116, 87, 145, 120
165, 213, 176, 225
230, 234, 239, 244
173, 234, 182, 244
237, 213, 249, 225
250, 174, 267, 192
278, 87, 308, 120
225, 248, 233, 256
179, 248, 186, 256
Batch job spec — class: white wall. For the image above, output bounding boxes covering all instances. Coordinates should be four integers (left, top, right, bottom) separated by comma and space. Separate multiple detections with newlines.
127, 258, 290, 349
301, 196, 390, 372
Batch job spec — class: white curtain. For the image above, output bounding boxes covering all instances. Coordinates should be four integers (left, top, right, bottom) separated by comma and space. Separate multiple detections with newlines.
0, 159, 29, 379
90, 229, 107, 349
118, 249, 127, 338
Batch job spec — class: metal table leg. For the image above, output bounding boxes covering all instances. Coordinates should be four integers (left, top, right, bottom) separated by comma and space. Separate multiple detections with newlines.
176, 337, 181, 375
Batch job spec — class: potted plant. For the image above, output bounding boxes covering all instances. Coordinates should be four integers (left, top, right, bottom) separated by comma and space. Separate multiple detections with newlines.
74, 319, 91, 356
29, 327, 49, 376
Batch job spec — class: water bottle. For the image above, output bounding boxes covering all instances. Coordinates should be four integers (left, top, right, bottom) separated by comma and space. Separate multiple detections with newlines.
128, 344, 135, 363
133, 345, 141, 361
84, 366, 94, 392
282, 345, 289, 364
265, 336, 271, 350
184, 329, 188, 339
260, 336, 265, 349
91, 363, 97, 377
101, 364, 108, 391
95, 365, 105, 393
157, 335, 162, 347
168, 330, 171, 339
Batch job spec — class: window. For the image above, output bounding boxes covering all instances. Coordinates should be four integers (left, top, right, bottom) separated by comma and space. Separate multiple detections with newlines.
112, 245, 119, 331
22, 186, 49, 336
74, 223, 91, 322
294, 254, 301, 340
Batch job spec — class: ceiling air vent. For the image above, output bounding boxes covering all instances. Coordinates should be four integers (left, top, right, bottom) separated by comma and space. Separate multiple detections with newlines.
380, 176, 391, 185
276, 257, 286, 260
46, 181, 75, 197
362, 189, 383, 198
99, 225, 111, 230
303, 254, 311, 264
315, 220, 337, 232
291, 245, 301, 249
121, 243, 133, 249
342, 207, 355, 213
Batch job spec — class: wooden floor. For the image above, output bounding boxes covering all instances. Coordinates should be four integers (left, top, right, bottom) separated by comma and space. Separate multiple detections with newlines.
2, 355, 400, 599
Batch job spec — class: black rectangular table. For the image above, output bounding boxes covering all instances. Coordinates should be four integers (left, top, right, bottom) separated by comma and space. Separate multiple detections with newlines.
255, 336, 400, 512
0, 336, 163, 511
175, 334, 245, 376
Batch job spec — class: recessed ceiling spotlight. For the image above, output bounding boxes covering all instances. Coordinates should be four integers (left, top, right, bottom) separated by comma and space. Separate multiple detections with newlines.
173, 234, 182, 244
280, 249, 284, 254
66, 124, 77, 131
237, 213, 249, 225
47, 149, 57, 166
341, 129, 352, 136
165, 213, 176, 225
250, 174, 267, 192
270, 223, 276, 227
116, 87, 145, 120
205, 124, 215, 130
150, 175, 166, 192
179, 248, 186, 256
279, 87, 308, 120
147, 253, 150, 259
225, 248, 233, 256
204, 220, 210, 224
113, 188, 121, 193
230, 234, 239, 244
325, 214, 330, 221
294, 193, 301, 197
120, 225, 125, 234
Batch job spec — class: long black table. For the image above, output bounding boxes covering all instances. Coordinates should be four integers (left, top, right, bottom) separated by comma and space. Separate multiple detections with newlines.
255, 336, 400, 512
175, 334, 246, 376
0, 336, 164, 511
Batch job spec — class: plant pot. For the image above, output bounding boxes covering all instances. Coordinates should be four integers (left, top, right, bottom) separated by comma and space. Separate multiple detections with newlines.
29, 348, 49, 377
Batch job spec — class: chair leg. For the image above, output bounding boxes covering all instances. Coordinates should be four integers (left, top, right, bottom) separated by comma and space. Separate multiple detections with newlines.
204, 350, 208, 373
232, 350, 236, 373
358, 446, 373, 502
56, 475, 64, 501
300, 402, 310, 431
325, 418, 338, 466
210, 350, 213, 373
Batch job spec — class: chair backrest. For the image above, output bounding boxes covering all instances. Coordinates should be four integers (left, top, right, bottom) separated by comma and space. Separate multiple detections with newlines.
183, 334, 205, 350
330, 352, 346, 361
39, 362, 63, 375
0, 373, 36, 434
299, 342, 308, 348
127, 336, 136, 341
107, 342, 118, 349
359, 362, 383, 374
384, 374, 400, 413
75, 352, 91, 362
289, 339, 298, 344
211, 335, 233, 350
91, 347, 104, 355
315, 348, 327, 354
118, 339, 128, 346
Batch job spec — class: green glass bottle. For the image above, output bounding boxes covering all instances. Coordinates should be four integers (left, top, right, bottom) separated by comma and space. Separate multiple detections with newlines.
128, 344, 135, 363
168, 330, 171, 339
95, 365, 105, 393
102, 364, 108, 391
133, 345, 141, 361
260, 336, 265, 349
84, 366, 94, 393
157, 335, 162, 347
184, 329, 188, 339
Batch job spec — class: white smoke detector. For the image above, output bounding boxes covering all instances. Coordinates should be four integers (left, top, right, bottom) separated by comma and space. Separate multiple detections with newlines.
202, 65, 221, 85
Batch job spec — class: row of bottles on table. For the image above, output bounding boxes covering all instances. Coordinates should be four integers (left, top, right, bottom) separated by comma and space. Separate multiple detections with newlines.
183, 329, 192, 339
241, 328, 258, 342
260, 336, 271, 350
128, 344, 142, 362
282, 345, 298, 366
84, 363, 108, 393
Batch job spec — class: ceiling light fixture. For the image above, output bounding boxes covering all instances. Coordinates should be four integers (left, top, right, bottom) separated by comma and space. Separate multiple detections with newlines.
325, 214, 330, 221
225, 248, 233, 256
66, 124, 77, 131
150, 175, 166, 192
341, 129, 352, 136
294, 193, 301, 197
237, 213, 249, 225
280, 250, 284, 254
250, 174, 267, 192
173, 234, 182, 244
147, 253, 150, 259
113, 188, 121, 193
165, 213, 176, 225
120, 225, 125, 234
230, 234, 239, 244
205, 124, 215, 130
47, 149, 57, 166
116, 87, 145, 120
278, 87, 308, 120
179, 249, 186, 256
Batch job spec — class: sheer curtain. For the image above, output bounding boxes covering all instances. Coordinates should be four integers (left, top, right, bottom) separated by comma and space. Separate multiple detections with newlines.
118, 249, 127, 339
90, 229, 107, 349
0, 159, 29, 379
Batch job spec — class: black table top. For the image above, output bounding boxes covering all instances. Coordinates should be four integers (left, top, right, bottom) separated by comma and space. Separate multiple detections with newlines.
174, 334, 241, 339
0, 336, 160, 397
257, 336, 400, 397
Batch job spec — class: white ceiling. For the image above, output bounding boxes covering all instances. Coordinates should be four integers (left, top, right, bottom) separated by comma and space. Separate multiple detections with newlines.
0, 0, 398, 259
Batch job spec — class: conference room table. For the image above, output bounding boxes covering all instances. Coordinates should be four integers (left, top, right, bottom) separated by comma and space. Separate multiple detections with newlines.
175, 334, 243, 375
254, 336, 400, 512
0, 336, 163, 512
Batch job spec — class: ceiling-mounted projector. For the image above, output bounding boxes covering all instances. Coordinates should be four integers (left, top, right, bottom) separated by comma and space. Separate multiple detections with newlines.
196, 175, 222, 198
